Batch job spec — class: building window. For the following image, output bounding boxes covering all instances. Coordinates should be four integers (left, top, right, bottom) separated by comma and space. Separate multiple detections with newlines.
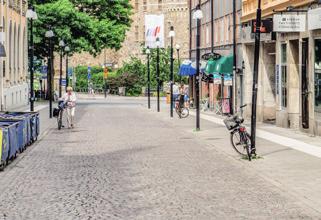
281, 43, 287, 108
314, 39, 321, 112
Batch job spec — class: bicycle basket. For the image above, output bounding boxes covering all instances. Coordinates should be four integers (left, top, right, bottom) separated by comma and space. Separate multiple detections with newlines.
53, 108, 60, 118
223, 117, 237, 130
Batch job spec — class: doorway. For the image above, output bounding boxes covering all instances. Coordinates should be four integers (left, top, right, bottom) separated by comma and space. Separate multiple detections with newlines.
301, 38, 309, 129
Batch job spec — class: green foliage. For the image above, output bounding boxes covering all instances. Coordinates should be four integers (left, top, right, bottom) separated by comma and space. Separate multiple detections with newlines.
73, 46, 187, 96
33, 0, 132, 58
109, 57, 146, 96
75, 66, 104, 90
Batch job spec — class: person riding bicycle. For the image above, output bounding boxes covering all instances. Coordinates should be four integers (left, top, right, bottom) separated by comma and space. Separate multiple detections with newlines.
174, 84, 184, 108
63, 87, 77, 128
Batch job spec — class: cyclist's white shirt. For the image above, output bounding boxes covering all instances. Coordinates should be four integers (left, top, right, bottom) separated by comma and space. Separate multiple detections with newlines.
63, 92, 77, 108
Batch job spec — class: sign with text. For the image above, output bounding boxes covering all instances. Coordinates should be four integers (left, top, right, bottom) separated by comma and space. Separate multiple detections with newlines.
251, 19, 273, 33
273, 14, 306, 32
213, 74, 221, 85
308, 8, 321, 30
145, 14, 165, 48
224, 75, 233, 86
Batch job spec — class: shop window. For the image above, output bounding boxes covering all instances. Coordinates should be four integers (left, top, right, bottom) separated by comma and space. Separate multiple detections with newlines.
281, 43, 287, 108
314, 39, 321, 112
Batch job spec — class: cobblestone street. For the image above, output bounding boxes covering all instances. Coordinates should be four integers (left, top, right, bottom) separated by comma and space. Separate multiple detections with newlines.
0, 97, 320, 219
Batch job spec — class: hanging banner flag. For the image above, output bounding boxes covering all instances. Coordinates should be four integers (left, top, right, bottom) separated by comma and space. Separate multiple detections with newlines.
273, 14, 306, 32
145, 14, 165, 48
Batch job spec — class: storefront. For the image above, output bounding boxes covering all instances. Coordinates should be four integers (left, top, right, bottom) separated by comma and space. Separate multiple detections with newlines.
204, 55, 233, 114
273, 6, 321, 135
241, 22, 276, 122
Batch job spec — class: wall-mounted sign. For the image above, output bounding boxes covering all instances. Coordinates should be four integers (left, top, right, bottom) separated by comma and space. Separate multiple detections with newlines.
273, 14, 306, 32
308, 8, 321, 30
251, 19, 273, 33
224, 75, 233, 86
202, 52, 221, 60
213, 74, 221, 85
145, 14, 165, 48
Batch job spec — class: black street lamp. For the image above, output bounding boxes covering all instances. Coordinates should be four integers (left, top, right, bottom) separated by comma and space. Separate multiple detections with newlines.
156, 37, 161, 112
45, 28, 54, 118
59, 40, 65, 98
176, 44, 181, 83
26, 5, 37, 112
146, 46, 151, 109
65, 45, 70, 90
250, 0, 262, 155
169, 26, 175, 118
193, 4, 203, 131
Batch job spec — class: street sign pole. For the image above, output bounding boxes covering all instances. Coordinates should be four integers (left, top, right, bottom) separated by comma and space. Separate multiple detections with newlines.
250, 0, 262, 155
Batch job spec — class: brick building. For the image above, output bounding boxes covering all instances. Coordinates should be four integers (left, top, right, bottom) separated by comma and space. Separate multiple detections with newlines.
190, 0, 242, 110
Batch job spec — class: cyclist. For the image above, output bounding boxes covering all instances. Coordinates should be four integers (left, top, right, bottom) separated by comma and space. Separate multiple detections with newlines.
63, 87, 77, 128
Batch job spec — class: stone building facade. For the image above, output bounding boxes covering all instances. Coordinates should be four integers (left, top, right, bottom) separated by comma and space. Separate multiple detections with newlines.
65, 0, 190, 70
241, 0, 321, 136
0, 0, 28, 110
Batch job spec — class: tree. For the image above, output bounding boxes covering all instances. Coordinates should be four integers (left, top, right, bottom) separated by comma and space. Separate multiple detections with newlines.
33, 0, 132, 58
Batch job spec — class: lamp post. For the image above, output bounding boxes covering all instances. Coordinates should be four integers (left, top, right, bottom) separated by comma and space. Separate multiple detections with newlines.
45, 28, 54, 118
64, 46, 70, 90
146, 46, 151, 109
156, 37, 161, 112
26, 6, 37, 111
169, 26, 175, 118
250, 0, 262, 155
58, 40, 65, 98
176, 44, 181, 83
193, 4, 203, 131
231, 0, 237, 115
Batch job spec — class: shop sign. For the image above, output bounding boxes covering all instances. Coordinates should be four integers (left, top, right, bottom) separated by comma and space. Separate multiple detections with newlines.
308, 8, 321, 30
251, 19, 273, 33
273, 14, 306, 32
213, 74, 221, 85
224, 75, 233, 86
202, 52, 221, 60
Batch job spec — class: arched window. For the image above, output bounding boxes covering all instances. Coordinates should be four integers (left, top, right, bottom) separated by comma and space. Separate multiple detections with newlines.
23, 27, 26, 75
9, 21, 12, 79
18, 24, 20, 80
14, 23, 17, 83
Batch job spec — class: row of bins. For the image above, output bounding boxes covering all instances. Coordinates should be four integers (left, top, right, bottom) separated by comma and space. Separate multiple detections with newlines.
0, 112, 40, 171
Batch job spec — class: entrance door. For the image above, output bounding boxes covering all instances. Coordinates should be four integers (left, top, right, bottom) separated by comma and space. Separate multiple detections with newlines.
301, 38, 309, 129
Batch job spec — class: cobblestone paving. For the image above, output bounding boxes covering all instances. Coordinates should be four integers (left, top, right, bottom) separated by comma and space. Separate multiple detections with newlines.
0, 99, 319, 219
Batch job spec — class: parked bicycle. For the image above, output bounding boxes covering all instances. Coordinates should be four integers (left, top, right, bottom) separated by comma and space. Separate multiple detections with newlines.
53, 99, 65, 130
223, 104, 255, 161
175, 95, 189, 118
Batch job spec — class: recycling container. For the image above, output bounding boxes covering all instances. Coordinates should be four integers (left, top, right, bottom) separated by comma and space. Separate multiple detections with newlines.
0, 113, 30, 147
0, 119, 25, 152
0, 128, 9, 171
2, 112, 39, 143
0, 122, 19, 160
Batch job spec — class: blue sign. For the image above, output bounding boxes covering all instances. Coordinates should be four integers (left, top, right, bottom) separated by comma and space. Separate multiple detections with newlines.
87, 66, 91, 79
61, 79, 67, 86
68, 67, 73, 77
41, 65, 47, 74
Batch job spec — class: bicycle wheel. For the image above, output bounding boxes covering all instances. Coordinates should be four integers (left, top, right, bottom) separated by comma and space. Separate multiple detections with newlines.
180, 108, 189, 118
230, 131, 251, 157
57, 111, 62, 130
